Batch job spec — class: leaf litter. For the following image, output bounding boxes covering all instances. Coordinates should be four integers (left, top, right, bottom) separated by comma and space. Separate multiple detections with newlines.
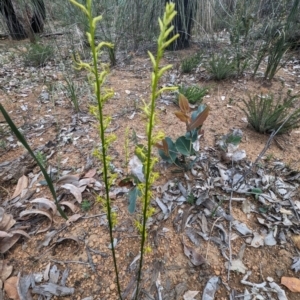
1, 37, 300, 299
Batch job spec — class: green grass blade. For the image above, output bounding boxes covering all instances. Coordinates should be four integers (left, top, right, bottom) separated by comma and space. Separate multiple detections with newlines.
0, 104, 67, 219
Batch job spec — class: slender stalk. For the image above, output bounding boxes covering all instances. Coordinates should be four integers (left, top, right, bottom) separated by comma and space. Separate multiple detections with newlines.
135, 46, 161, 300
88, 14, 122, 300
134, 4, 179, 298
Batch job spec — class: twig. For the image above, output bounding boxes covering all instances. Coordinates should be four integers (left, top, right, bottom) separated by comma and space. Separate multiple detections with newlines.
205, 216, 222, 261
40, 31, 71, 37
81, 213, 106, 219
50, 259, 90, 265
86, 246, 96, 273
227, 158, 234, 282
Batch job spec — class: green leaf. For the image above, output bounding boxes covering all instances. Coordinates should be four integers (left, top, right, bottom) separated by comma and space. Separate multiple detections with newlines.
191, 104, 207, 121
158, 137, 178, 163
128, 187, 141, 214
185, 129, 198, 142
0, 104, 67, 219
175, 136, 193, 156
226, 135, 242, 145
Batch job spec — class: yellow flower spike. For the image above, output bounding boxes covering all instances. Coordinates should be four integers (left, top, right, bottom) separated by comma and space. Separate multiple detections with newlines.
69, 0, 88, 16
96, 42, 113, 53
163, 34, 180, 49
92, 15, 102, 29
148, 51, 156, 68
164, 26, 174, 40
145, 246, 152, 254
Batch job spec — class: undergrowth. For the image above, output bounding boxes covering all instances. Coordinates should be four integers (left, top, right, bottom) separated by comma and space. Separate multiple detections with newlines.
181, 51, 203, 73
207, 52, 235, 80
241, 91, 300, 134
177, 85, 208, 105
23, 42, 54, 67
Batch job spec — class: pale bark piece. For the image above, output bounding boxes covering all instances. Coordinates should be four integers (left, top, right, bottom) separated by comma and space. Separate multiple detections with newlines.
32, 282, 74, 297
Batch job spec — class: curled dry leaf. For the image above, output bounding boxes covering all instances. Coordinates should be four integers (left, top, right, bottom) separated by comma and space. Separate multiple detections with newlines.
31, 198, 57, 215
0, 208, 16, 232
4, 276, 19, 300
55, 236, 81, 252
19, 209, 53, 234
57, 175, 79, 186
61, 184, 82, 203
59, 201, 78, 213
0, 231, 13, 238
11, 175, 28, 200
0, 236, 20, 255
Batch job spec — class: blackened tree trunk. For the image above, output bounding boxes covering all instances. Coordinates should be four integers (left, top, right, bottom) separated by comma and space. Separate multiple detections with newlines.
0, 0, 46, 41
166, 0, 193, 51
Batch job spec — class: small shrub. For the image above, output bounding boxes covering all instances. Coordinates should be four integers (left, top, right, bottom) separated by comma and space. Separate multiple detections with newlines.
65, 78, 80, 112
176, 85, 208, 105
157, 94, 209, 171
181, 52, 203, 73
35, 150, 47, 168
207, 52, 235, 80
240, 91, 300, 134
81, 199, 91, 211
24, 43, 54, 67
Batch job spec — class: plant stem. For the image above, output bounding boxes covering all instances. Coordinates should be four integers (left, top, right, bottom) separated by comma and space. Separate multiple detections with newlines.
88, 14, 122, 300
135, 38, 162, 300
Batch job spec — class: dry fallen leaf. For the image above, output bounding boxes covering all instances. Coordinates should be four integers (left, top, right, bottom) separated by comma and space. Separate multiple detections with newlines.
57, 175, 79, 186
291, 235, 300, 251
31, 198, 57, 215
11, 175, 28, 199
19, 209, 53, 234
61, 184, 82, 203
4, 276, 19, 300
281, 276, 300, 292
0, 260, 13, 283
66, 214, 82, 226
59, 201, 78, 213
0, 208, 16, 232
83, 168, 97, 178
182, 241, 206, 266
183, 290, 199, 300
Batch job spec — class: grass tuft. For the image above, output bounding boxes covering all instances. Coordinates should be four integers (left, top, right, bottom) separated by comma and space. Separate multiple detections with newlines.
176, 85, 208, 105
207, 52, 235, 80
23, 43, 54, 67
241, 91, 300, 134
181, 52, 203, 73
